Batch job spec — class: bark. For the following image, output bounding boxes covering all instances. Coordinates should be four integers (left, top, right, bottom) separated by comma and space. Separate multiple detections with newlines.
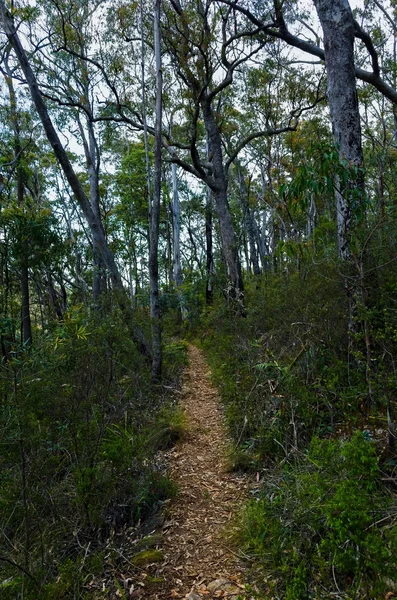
171, 163, 182, 288
20, 263, 32, 345
306, 195, 317, 238
77, 114, 105, 302
171, 161, 188, 320
150, 0, 163, 380
313, 0, 364, 260
205, 136, 214, 304
46, 271, 64, 320
258, 165, 271, 272
0, 1, 151, 357
315, 0, 373, 401
205, 182, 214, 305
201, 100, 244, 302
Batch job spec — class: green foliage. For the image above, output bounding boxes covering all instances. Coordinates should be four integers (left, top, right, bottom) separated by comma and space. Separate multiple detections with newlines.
198, 234, 397, 598
241, 432, 397, 599
152, 404, 188, 449
200, 266, 351, 463
0, 305, 181, 598
163, 338, 189, 365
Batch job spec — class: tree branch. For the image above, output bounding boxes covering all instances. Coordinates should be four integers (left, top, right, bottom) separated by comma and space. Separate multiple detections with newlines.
218, 0, 397, 105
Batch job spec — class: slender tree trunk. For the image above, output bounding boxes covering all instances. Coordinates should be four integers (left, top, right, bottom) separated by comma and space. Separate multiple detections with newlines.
87, 122, 105, 302
205, 184, 214, 305
307, 195, 317, 238
171, 161, 188, 320
150, 0, 163, 380
77, 114, 105, 303
205, 138, 214, 304
171, 162, 182, 288
258, 165, 270, 272
46, 271, 64, 320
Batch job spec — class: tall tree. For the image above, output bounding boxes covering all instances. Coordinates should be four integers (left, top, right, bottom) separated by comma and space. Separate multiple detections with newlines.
313, 0, 364, 259
163, 1, 298, 304
150, 0, 163, 379
0, 0, 151, 357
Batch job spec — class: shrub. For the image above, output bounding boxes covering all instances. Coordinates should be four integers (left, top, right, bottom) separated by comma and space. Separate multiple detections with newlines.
0, 306, 183, 599
241, 432, 397, 599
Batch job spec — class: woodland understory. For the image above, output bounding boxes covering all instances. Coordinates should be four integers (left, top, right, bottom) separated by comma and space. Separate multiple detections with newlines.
0, 0, 397, 598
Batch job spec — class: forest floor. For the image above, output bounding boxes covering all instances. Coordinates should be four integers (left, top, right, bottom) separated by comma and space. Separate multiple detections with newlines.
136, 344, 252, 600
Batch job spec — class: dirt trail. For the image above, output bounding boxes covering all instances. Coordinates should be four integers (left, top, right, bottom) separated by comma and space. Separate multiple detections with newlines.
147, 344, 250, 599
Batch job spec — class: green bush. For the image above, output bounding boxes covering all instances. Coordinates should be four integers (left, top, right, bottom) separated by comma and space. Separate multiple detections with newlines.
0, 305, 182, 599
241, 432, 397, 599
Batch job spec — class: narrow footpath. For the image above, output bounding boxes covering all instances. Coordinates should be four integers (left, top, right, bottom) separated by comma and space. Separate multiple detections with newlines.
148, 344, 250, 599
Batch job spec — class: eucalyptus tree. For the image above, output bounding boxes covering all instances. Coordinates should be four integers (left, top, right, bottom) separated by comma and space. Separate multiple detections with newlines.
220, 0, 397, 104
0, 0, 152, 357
161, 0, 302, 304
313, 0, 364, 260
219, 0, 397, 256
35, 0, 114, 301
150, 0, 163, 380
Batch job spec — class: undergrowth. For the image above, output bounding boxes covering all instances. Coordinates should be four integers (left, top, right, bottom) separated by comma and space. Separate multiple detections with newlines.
198, 253, 397, 599
0, 306, 187, 599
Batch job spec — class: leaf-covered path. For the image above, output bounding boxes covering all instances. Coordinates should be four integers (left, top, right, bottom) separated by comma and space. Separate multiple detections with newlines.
147, 344, 250, 599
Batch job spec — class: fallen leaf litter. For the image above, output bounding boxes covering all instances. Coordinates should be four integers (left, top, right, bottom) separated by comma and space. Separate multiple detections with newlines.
144, 344, 251, 599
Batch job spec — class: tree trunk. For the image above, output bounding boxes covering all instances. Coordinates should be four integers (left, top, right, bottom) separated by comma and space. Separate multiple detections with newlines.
3, 69, 32, 347
171, 161, 188, 320
306, 195, 317, 238
205, 182, 214, 305
205, 137, 214, 304
171, 163, 182, 288
315, 0, 373, 400
201, 100, 244, 302
77, 114, 105, 303
150, 0, 163, 380
313, 0, 364, 259
87, 122, 106, 301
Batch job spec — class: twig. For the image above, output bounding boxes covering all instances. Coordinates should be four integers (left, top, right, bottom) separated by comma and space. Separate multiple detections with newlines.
0, 555, 40, 588
219, 542, 255, 562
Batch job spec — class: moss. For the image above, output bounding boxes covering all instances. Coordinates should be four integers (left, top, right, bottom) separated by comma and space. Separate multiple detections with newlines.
131, 549, 164, 566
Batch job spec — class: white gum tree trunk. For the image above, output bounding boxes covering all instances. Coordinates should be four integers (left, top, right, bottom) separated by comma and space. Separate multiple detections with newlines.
314, 0, 364, 260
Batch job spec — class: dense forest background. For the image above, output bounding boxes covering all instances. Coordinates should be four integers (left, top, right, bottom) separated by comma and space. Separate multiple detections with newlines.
0, 0, 396, 598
